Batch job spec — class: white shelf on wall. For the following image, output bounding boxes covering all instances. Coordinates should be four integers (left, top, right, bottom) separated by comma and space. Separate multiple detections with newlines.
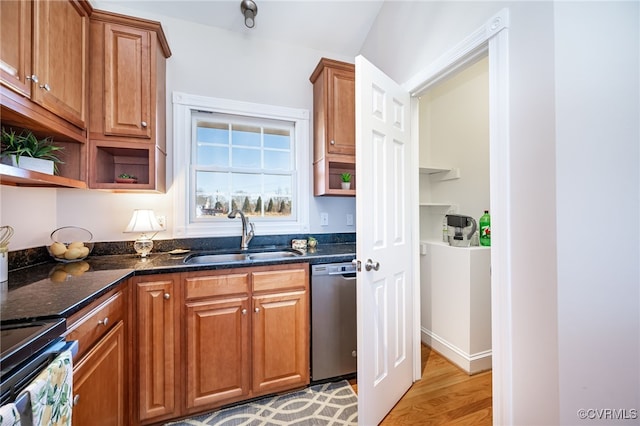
420, 166, 450, 174
419, 166, 461, 181
419, 202, 452, 208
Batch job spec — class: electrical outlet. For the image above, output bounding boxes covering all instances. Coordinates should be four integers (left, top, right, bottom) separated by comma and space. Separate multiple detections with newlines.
346, 214, 354, 226
156, 215, 167, 230
320, 212, 329, 227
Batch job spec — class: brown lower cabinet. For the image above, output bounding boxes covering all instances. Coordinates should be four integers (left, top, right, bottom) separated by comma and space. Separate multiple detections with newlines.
72, 322, 125, 426
133, 262, 309, 425
65, 285, 128, 426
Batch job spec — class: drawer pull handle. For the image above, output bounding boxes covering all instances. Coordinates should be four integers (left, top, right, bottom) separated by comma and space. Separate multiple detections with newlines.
254, 307, 260, 313
98, 317, 109, 326
26, 74, 38, 83
241, 309, 247, 315
73, 394, 80, 406
164, 293, 170, 300
39, 83, 51, 91
141, 121, 148, 128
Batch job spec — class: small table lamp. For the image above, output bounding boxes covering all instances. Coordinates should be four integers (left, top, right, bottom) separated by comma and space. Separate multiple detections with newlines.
124, 209, 164, 257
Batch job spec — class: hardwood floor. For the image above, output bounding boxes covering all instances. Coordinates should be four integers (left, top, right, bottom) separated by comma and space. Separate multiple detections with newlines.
351, 344, 492, 425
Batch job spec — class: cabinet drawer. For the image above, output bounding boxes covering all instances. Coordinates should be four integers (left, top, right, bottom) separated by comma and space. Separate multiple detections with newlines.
66, 291, 124, 360
185, 273, 249, 300
252, 267, 308, 293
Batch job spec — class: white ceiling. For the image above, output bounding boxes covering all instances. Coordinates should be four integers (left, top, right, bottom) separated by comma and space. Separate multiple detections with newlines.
93, 0, 385, 57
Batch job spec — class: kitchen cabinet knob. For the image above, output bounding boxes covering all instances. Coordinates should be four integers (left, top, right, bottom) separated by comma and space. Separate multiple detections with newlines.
330, 140, 335, 145
141, 121, 148, 128
98, 317, 109, 326
164, 293, 170, 300
39, 83, 51, 91
241, 309, 247, 315
73, 394, 80, 406
26, 74, 38, 83
254, 307, 260, 313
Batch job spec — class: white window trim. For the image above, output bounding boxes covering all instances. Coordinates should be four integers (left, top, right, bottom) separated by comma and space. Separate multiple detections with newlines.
173, 92, 310, 238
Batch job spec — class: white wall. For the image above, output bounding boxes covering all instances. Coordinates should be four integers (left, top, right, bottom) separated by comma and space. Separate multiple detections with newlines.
418, 56, 490, 241
0, 5, 356, 250
363, 1, 639, 424
555, 2, 639, 424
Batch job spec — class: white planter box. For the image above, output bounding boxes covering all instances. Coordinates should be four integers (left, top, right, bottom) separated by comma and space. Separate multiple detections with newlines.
1, 155, 54, 175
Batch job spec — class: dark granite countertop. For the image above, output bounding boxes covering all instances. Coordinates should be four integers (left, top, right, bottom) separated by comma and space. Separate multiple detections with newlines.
1, 242, 355, 323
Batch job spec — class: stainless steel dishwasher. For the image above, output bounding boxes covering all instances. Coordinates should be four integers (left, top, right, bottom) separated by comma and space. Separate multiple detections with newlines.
311, 262, 357, 382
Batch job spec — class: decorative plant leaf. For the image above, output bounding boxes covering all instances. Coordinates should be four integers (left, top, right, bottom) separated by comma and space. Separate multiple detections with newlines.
1, 127, 64, 173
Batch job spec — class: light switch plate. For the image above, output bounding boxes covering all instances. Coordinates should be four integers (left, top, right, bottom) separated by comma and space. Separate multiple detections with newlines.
320, 212, 329, 226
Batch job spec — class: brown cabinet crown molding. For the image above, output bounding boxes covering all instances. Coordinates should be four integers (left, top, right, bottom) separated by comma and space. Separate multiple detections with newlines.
89, 9, 172, 59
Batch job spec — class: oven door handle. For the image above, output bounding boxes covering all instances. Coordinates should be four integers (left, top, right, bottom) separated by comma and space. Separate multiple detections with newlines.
13, 340, 78, 415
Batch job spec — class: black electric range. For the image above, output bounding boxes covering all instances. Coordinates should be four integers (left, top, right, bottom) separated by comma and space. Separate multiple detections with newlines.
0, 318, 67, 404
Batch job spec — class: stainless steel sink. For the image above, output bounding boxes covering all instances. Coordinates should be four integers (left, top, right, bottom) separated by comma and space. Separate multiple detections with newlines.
248, 250, 302, 260
184, 249, 303, 265
185, 253, 249, 264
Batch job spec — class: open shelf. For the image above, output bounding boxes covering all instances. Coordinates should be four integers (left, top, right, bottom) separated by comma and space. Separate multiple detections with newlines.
0, 164, 87, 189
314, 158, 356, 196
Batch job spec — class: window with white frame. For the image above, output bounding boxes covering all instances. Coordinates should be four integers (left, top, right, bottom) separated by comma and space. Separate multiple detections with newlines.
173, 93, 310, 237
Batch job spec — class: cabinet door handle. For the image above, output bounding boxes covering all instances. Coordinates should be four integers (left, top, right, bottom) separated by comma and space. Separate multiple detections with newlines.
98, 317, 109, 326
73, 394, 80, 406
39, 83, 51, 91
164, 293, 170, 300
26, 74, 38, 83
254, 307, 260, 313
241, 309, 247, 315
141, 121, 148, 128
330, 140, 335, 145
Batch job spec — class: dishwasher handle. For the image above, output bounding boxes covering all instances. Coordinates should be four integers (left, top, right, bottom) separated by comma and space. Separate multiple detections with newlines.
328, 271, 357, 279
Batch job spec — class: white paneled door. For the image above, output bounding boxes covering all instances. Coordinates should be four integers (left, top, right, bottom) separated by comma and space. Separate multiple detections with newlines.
355, 55, 414, 425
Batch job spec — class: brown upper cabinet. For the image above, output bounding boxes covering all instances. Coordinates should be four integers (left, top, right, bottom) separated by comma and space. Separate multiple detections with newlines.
310, 58, 356, 196
88, 10, 171, 191
0, 0, 90, 188
1, 0, 90, 131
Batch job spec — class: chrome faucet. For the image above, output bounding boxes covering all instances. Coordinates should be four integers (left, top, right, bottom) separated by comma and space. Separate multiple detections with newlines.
227, 209, 255, 250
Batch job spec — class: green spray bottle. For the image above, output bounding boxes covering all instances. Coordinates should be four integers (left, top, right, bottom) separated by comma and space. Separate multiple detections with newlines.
479, 210, 491, 246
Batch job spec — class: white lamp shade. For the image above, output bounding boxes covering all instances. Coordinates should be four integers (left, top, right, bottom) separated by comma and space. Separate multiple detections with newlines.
124, 210, 163, 234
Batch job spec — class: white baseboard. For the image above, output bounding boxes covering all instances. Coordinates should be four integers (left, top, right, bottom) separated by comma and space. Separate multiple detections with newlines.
421, 327, 492, 374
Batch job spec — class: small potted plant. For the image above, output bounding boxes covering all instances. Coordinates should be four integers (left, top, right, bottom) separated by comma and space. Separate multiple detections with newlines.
340, 172, 352, 190
116, 173, 138, 184
0, 127, 64, 175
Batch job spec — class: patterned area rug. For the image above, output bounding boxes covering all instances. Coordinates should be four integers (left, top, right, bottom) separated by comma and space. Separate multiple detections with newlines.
166, 380, 358, 426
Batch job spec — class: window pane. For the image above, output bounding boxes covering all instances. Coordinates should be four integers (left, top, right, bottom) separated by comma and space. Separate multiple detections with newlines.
232, 147, 260, 168
232, 125, 261, 147
197, 124, 228, 143
264, 174, 292, 195
231, 173, 261, 194
263, 196, 292, 216
230, 194, 261, 215
264, 150, 290, 171
264, 129, 290, 150
196, 145, 229, 167
195, 171, 229, 217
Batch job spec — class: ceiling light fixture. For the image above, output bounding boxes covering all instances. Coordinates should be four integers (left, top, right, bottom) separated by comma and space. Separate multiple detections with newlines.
240, 0, 258, 29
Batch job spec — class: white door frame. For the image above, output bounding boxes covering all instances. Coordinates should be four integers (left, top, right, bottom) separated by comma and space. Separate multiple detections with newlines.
402, 8, 511, 425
